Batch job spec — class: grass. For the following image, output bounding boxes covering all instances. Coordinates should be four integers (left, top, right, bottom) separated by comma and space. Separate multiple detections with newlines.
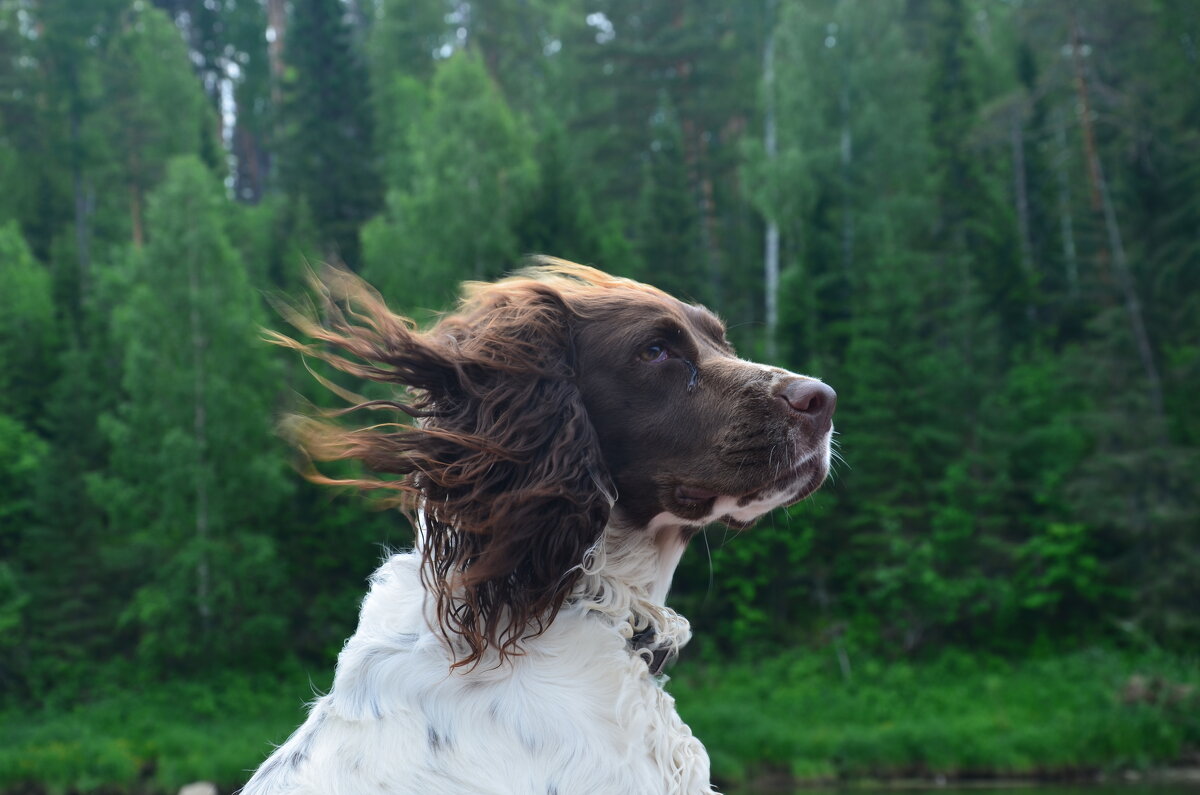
0, 665, 324, 794
669, 647, 1200, 789
0, 648, 1196, 793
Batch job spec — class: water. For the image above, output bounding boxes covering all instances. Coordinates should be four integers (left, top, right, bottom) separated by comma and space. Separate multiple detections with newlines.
728, 781, 1200, 795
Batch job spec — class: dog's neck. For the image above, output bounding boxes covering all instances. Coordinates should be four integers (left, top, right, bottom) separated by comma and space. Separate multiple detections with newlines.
587, 516, 697, 606
563, 517, 697, 665
649, 524, 697, 604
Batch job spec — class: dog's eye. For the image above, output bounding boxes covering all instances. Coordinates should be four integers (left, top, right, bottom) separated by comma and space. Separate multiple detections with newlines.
638, 344, 670, 363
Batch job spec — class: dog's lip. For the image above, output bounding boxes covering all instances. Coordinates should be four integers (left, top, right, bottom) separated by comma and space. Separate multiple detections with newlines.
784, 466, 825, 502
758, 456, 817, 494
674, 484, 720, 504
673, 451, 822, 504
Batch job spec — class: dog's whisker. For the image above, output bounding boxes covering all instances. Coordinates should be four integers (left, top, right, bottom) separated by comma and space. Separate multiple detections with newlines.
702, 528, 715, 600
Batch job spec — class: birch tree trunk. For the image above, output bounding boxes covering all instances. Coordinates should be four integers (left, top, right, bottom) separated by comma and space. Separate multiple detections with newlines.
1010, 109, 1033, 279
1009, 106, 1035, 320
70, 112, 92, 303
763, 6, 779, 362
267, 0, 287, 107
128, 151, 144, 248
187, 240, 212, 631
1052, 106, 1079, 298
839, 64, 854, 279
1070, 15, 1165, 424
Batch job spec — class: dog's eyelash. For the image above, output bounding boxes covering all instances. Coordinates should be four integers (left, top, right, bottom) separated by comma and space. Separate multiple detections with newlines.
638, 343, 698, 390
638, 343, 672, 363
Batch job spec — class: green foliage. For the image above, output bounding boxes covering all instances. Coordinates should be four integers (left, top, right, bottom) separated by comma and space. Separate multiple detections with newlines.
93, 156, 290, 667
0, 664, 325, 793
0, 223, 58, 425
2, 0, 1200, 786
363, 51, 537, 307
97, 2, 219, 237
366, 0, 448, 190
0, 413, 45, 689
683, 504, 822, 654
634, 96, 708, 304
672, 649, 1200, 786
279, 0, 382, 268
1, 651, 1196, 792
512, 124, 613, 266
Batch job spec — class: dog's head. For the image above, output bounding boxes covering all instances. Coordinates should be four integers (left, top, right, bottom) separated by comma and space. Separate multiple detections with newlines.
271, 260, 834, 665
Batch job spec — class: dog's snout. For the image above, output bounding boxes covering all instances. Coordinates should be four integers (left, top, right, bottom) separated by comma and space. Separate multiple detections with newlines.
778, 379, 837, 431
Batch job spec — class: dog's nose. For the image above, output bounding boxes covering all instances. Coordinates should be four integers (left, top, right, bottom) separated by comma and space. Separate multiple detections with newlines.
778, 379, 837, 431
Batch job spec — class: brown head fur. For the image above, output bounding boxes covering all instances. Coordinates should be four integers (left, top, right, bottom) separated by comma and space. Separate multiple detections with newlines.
268, 259, 835, 668
267, 263, 627, 668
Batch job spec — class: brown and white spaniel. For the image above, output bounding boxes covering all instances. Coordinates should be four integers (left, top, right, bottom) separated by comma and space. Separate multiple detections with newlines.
242, 260, 835, 795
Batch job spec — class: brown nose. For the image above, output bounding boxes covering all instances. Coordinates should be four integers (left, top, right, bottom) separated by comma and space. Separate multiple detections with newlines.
778, 379, 837, 431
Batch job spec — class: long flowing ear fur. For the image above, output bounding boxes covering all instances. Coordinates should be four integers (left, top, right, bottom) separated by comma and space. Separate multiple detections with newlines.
267, 266, 614, 668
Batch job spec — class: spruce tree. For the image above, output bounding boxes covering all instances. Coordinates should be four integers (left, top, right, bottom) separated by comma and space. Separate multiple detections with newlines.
512, 125, 606, 266
99, 3, 218, 247
362, 51, 536, 307
0, 223, 58, 426
635, 96, 707, 304
0, 224, 56, 691
96, 156, 289, 666
279, 0, 381, 269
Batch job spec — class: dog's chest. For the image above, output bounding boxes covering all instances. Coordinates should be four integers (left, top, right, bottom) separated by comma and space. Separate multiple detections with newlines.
242, 553, 714, 794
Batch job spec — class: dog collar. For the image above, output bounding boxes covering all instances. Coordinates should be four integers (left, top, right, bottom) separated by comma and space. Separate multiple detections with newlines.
629, 624, 677, 676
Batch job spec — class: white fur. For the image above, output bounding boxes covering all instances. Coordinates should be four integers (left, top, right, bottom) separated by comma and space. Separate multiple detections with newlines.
240, 523, 716, 795
242, 421, 832, 795
242, 271, 837, 794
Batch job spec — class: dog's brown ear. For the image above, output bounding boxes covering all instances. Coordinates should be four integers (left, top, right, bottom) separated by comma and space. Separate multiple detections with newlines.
269, 268, 614, 668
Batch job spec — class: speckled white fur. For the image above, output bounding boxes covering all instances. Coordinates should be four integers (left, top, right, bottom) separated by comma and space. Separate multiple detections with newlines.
241, 270, 838, 794
240, 522, 716, 795
242, 413, 833, 795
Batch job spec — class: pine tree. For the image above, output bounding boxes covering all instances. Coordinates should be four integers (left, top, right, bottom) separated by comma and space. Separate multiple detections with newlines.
2, 0, 124, 313
279, 0, 381, 268
362, 51, 536, 307
95, 156, 290, 666
512, 124, 606, 265
99, 3, 219, 247
0, 411, 44, 691
0, 224, 56, 691
0, 223, 58, 426
550, 0, 764, 318
366, 0, 449, 196
634, 96, 707, 303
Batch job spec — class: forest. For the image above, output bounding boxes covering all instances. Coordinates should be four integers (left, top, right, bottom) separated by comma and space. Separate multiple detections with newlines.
0, 0, 1198, 791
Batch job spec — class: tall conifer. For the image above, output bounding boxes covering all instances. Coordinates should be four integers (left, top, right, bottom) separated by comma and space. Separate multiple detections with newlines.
97, 157, 289, 665
279, 0, 381, 269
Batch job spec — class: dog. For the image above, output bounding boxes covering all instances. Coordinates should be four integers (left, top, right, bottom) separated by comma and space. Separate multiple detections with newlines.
242, 260, 835, 794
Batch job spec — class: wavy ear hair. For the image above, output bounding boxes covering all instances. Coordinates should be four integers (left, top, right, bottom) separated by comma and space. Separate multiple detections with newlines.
267, 267, 614, 668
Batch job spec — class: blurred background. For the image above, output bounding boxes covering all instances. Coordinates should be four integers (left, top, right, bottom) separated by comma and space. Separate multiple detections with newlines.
0, 0, 1198, 792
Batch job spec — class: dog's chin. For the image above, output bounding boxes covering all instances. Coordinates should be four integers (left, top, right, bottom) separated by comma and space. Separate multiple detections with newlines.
654, 453, 830, 531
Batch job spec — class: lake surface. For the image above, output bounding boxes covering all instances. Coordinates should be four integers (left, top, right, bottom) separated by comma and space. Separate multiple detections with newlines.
729, 781, 1200, 795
